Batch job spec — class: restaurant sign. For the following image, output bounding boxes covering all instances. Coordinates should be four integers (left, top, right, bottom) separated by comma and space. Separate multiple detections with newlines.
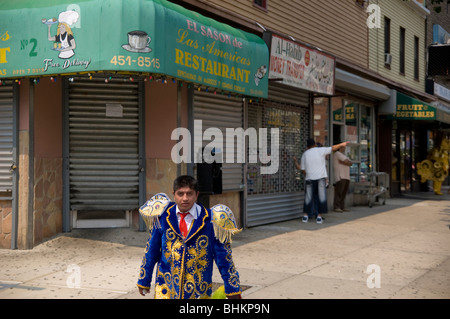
0, 0, 269, 97
264, 32, 335, 95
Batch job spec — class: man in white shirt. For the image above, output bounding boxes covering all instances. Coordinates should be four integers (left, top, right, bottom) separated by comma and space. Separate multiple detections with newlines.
294, 139, 348, 224
333, 145, 353, 212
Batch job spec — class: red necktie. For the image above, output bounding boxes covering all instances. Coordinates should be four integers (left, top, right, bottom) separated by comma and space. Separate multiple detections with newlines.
179, 212, 189, 237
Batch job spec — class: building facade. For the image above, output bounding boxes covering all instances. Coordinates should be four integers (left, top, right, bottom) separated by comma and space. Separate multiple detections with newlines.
3, 0, 450, 249
426, 1, 450, 191
0, 0, 270, 248
371, 0, 450, 195
180, 0, 390, 217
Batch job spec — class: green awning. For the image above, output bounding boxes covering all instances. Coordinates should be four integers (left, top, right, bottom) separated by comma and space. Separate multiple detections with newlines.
387, 92, 436, 120
0, 0, 268, 97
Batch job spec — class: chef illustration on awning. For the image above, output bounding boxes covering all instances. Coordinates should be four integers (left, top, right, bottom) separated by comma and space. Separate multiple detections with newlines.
44, 10, 79, 59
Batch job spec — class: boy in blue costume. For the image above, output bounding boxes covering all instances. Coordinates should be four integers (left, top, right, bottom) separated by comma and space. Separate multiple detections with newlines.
137, 175, 242, 299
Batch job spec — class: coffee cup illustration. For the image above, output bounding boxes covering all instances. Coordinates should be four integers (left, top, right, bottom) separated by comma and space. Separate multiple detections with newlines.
122, 30, 152, 53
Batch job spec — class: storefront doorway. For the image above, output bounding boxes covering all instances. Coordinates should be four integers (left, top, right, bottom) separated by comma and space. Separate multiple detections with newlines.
391, 128, 420, 193
63, 75, 145, 229
400, 130, 413, 192
323, 96, 375, 184
245, 83, 310, 227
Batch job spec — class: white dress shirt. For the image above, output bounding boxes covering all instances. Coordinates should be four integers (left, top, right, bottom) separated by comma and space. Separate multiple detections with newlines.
176, 203, 200, 233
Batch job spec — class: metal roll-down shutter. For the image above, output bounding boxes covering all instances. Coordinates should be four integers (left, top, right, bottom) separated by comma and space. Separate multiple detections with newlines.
193, 90, 244, 192
67, 77, 140, 211
246, 83, 310, 227
0, 80, 14, 195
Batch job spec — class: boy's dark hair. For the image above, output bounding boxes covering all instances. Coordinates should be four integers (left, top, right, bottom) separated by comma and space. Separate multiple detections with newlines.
307, 138, 316, 148
173, 175, 199, 192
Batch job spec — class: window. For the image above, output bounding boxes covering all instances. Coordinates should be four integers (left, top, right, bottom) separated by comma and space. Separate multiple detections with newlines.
253, 0, 267, 10
360, 106, 373, 181
314, 97, 330, 146
344, 101, 359, 145
384, 17, 391, 68
344, 100, 360, 182
414, 36, 419, 80
355, 0, 367, 8
400, 27, 406, 74
384, 17, 391, 54
317, 97, 375, 184
331, 99, 374, 182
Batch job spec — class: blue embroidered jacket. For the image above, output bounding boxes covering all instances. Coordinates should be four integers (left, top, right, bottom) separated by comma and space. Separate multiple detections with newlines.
137, 202, 241, 299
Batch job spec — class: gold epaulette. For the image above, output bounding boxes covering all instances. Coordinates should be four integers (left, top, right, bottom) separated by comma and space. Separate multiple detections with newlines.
211, 204, 242, 243
139, 193, 170, 232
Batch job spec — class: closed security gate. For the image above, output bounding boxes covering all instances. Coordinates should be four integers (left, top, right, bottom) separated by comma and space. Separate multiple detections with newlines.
65, 76, 143, 228
193, 89, 244, 192
0, 80, 15, 197
246, 83, 310, 227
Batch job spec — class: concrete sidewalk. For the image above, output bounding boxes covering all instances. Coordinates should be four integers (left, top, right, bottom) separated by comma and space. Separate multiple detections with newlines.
0, 191, 449, 299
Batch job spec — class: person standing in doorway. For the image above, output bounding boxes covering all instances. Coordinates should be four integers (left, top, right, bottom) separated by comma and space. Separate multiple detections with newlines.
333, 145, 353, 212
294, 139, 349, 224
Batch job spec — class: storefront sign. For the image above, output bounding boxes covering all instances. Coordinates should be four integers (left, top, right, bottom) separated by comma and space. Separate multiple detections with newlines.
0, 0, 269, 97
434, 82, 450, 103
333, 104, 357, 122
388, 92, 436, 120
264, 32, 335, 95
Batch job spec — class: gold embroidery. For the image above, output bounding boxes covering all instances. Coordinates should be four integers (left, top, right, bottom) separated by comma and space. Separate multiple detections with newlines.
155, 283, 171, 299
161, 228, 185, 298
139, 256, 147, 279
181, 235, 210, 298
211, 204, 241, 243
171, 240, 183, 261
185, 206, 209, 241
139, 193, 170, 232
139, 267, 146, 280
224, 242, 240, 288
